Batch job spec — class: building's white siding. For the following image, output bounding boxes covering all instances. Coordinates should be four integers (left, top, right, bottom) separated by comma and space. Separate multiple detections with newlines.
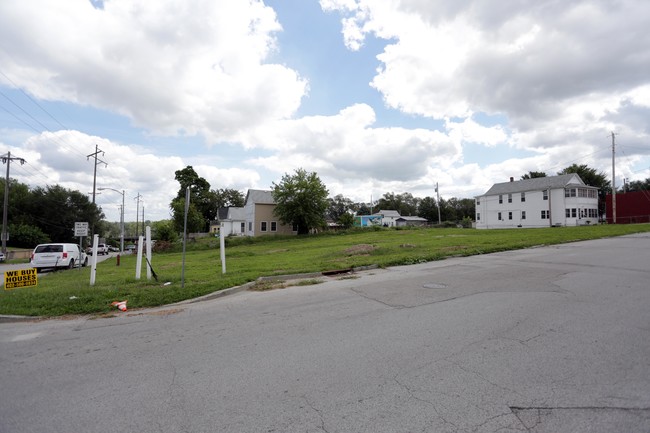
476, 175, 598, 229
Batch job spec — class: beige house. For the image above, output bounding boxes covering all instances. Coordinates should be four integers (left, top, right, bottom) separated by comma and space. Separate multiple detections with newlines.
244, 189, 297, 237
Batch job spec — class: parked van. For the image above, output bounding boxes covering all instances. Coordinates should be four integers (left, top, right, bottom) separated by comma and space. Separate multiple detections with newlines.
30, 243, 88, 272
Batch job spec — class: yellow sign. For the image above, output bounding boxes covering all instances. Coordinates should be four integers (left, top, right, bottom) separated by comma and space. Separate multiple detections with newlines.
4, 268, 38, 290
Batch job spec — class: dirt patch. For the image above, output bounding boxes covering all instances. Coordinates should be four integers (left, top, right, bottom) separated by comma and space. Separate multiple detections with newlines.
344, 244, 376, 255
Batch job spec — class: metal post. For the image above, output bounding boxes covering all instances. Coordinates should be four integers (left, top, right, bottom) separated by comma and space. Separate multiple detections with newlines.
2, 152, 26, 255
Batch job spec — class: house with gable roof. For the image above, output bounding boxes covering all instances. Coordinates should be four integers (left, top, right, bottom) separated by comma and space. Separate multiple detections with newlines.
475, 174, 599, 229
243, 189, 297, 236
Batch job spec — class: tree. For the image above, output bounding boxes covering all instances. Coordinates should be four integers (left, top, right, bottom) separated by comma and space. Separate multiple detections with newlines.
521, 171, 547, 180
558, 164, 609, 190
626, 178, 650, 192
376, 192, 420, 216
327, 194, 354, 221
418, 196, 439, 222
338, 212, 355, 229
172, 166, 213, 231
271, 168, 329, 235
152, 220, 179, 243
170, 199, 205, 234
28, 185, 104, 243
211, 188, 245, 210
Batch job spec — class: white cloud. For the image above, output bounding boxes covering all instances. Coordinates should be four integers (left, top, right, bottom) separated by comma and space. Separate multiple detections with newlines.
240, 104, 459, 184
0, 0, 307, 143
15, 130, 185, 221
323, 0, 650, 157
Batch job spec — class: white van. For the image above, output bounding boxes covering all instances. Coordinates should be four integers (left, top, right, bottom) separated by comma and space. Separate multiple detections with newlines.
30, 243, 88, 272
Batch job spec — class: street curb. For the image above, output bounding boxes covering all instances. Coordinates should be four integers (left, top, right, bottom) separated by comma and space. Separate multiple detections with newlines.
0, 264, 381, 323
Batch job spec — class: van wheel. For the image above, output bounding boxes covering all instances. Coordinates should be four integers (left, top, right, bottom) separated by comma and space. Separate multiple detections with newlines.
68, 259, 75, 269
83, 257, 88, 267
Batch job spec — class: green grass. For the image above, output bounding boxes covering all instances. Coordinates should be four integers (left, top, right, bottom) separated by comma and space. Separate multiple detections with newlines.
2, 224, 649, 317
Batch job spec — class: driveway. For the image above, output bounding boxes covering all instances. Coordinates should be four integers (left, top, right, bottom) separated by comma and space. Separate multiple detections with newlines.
1, 234, 649, 432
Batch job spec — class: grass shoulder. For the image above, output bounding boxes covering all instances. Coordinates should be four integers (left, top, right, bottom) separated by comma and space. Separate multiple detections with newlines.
1, 224, 648, 317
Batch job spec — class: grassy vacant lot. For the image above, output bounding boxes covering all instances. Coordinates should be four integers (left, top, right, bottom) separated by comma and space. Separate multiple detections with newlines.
2, 224, 649, 317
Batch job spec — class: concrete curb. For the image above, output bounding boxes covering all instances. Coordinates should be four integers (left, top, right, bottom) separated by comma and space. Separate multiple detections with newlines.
0, 265, 381, 323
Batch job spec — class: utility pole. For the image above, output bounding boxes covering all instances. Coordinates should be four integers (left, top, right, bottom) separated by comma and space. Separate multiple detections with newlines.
2, 152, 26, 255
134, 192, 142, 239
435, 182, 441, 225
86, 145, 107, 204
611, 132, 617, 224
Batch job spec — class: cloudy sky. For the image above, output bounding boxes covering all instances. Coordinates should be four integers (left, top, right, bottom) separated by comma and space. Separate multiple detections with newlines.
1, 0, 649, 222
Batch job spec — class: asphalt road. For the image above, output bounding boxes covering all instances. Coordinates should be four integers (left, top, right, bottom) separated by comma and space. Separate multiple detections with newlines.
1, 234, 649, 432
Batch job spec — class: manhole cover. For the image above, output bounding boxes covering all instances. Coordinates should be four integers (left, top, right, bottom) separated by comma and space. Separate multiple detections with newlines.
423, 283, 448, 289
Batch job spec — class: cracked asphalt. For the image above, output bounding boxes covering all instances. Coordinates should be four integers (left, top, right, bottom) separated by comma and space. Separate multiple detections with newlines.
1, 233, 649, 432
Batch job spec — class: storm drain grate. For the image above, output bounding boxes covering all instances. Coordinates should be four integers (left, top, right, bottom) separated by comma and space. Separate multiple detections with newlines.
422, 282, 448, 289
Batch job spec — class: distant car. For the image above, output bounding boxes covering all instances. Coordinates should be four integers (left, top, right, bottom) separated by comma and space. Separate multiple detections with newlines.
125, 244, 136, 253
109, 246, 119, 252
31, 243, 88, 272
87, 244, 109, 255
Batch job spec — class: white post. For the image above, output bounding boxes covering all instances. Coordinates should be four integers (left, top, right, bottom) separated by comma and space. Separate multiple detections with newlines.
135, 235, 144, 280
220, 222, 226, 274
145, 226, 152, 280
90, 234, 99, 286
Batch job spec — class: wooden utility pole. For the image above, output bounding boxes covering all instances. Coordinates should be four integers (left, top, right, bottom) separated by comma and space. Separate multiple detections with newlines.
611, 132, 617, 224
1, 152, 26, 255
86, 144, 107, 204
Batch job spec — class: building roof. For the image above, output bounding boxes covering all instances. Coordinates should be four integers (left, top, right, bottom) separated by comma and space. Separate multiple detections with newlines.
481, 174, 596, 196
227, 207, 246, 220
374, 210, 401, 217
396, 216, 427, 222
245, 189, 275, 205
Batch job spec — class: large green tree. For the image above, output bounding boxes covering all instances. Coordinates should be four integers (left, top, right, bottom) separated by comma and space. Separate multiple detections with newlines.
625, 178, 650, 192
521, 171, 547, 179
418, 196, 439, 222
376, 192, 420, 216
271, 169, 329, 235
327, 194, 355, 221
172, 166, 213, 230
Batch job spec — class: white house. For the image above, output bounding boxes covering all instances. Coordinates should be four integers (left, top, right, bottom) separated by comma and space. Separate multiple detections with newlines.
218, 207, 247, 236
475, 174, 599, 229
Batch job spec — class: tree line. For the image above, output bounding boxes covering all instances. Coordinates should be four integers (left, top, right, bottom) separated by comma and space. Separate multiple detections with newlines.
4, 163, 647, 248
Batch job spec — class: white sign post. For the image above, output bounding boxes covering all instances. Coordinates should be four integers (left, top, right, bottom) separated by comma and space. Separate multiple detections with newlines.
75, 222, 89, 271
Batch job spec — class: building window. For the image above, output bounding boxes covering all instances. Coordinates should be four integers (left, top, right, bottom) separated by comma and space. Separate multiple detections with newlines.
566, 209, 571, 218
522, 211, 526, 220
508, 212, 513, 220
261, 221, 268, 232
498, 212, 502, 220
571, 208, 577, 218
292, 223, 299, 232
541, 210, 548, 219
476, 213, 481, 221
476, 199, 481, 205
543, 190, 548, 200
565, 188, 577, 198
248, 222, 252, 231
240, 222, 245, 233
521, 192, 526, 202
271, 221, 277, 232
508, 194, 512, 203
499, 195, 503, 204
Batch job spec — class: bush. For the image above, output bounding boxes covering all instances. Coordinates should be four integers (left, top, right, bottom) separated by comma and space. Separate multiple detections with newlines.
460, 216, 473, 228
7, 224, 50, 248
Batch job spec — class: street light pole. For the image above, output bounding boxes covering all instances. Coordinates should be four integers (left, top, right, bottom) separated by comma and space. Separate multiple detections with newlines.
98, 187, 125, 253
